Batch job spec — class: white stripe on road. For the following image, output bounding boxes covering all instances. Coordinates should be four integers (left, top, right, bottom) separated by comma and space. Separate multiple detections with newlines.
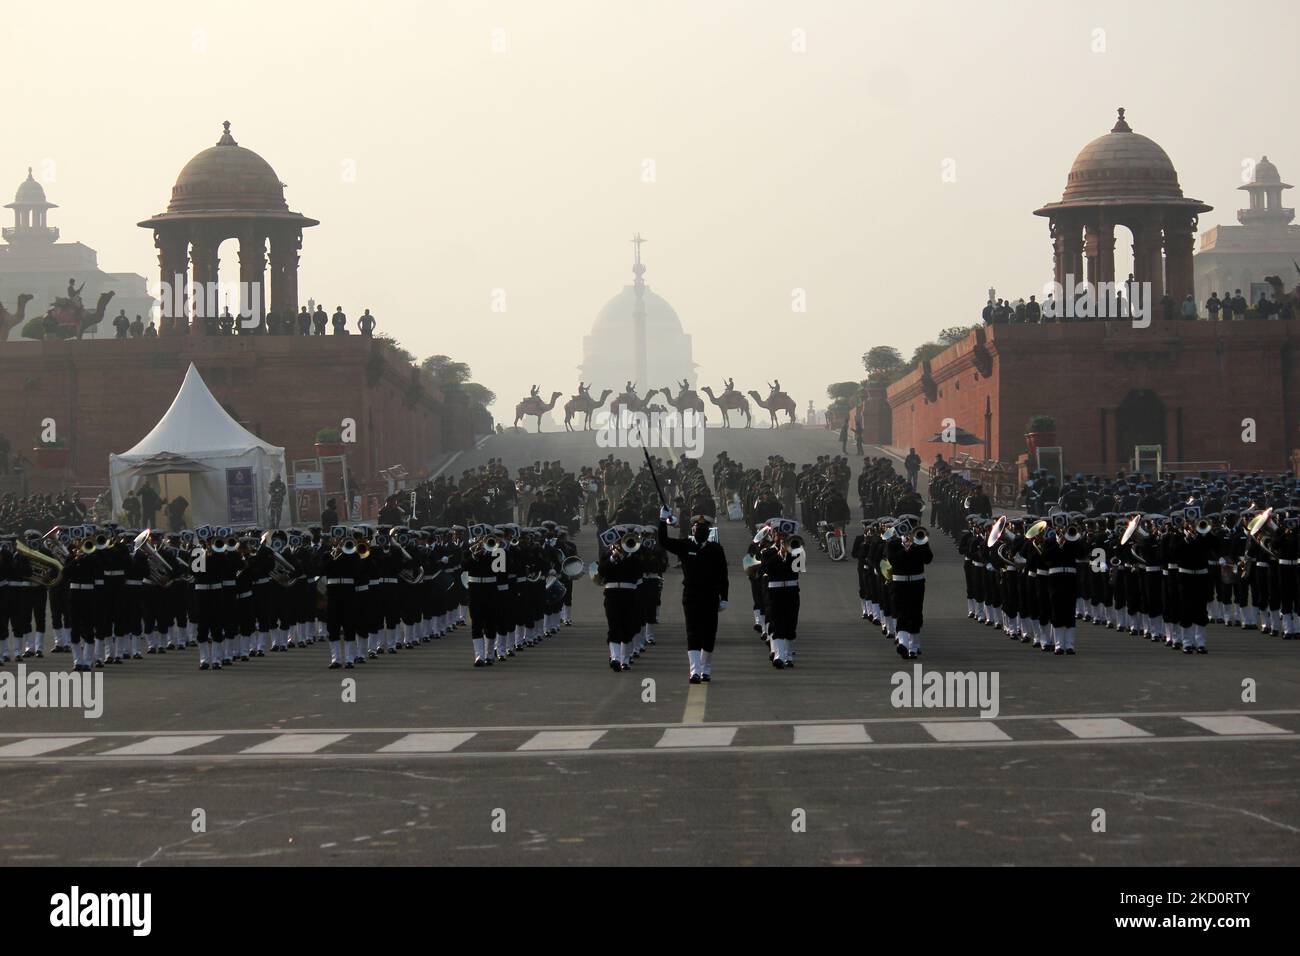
0, 737, 91, 757
656, 726, 737, 748
1056, 718, 1151, 739
517, 730, 606, 751
1182, 715, 1289, 736
100, 735, 222, 756
793, 724, 871, 745
379, 733, 476, 753
241, 733, 348, 754
921, 721, 1010, 742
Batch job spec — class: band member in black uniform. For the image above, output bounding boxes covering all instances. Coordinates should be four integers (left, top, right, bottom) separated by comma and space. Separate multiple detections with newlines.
634, 525, 667, 657
1043, 518, 1084, 654
758, 519, 801, 668
464, 524, 502, 666
323, 530, 362, 668
657, 508, 728, 682
597, 526, 642, 672
886, 518, 933, 658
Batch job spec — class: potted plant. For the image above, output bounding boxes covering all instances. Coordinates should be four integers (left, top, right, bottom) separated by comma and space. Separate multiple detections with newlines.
314, 426, 345, 458
1024, 414, 1057, 455
33, 437, 69, 470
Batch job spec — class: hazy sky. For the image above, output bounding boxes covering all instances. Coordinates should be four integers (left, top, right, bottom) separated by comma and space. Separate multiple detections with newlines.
6, 0, 1298, 421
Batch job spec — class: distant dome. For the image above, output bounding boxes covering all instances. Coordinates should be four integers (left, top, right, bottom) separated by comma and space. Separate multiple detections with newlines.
1061, 109, 1183, 204
592, 285, 684, 335
167, 122, 288, 214
11, 168, 53, 207
1251, 156, 1281, 184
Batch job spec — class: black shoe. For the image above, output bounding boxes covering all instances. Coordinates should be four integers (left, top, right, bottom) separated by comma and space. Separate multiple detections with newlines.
1040, 644, 1052, 652
386, 648, 397, 655
1065, 648, 1076, 655
620, 662, 630, 671
1053, 647, 1064, 655
199, 662, 210, 670
701, 673, 711, 682
784, 659, 795, 668
473, 659, 484, 667
689, 674, 702, 684
240, 655, 249, 662
328, 661, 341, 669
1183, 645, 1194, 654
906, 651, 917, 659
146, 647, 157, 655
345, 661, 354, 669
610, 659, 621, 672
1197, 646, 1207, 654
895, 643, 908, 659
132, 653, 142, 660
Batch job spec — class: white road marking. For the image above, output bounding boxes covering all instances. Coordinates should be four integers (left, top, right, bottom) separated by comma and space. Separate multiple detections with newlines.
100, 735, 222, 756
921, 721, 1010, 742
241, 733, 348, 754
378, 733, 476, 753
793, 724, 871, 745
1056, 718, 1151, 739
517, 730, 606, 751
0, 737, 91, 757
656, 726, 737, 748
1182, 715, 1289, 736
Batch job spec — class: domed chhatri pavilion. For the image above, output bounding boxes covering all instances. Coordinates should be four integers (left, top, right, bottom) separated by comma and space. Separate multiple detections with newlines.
1034, 108, 1211, 303
579, 234, 696, 390
886, 110, 1300, 476
139, 121, 318, 334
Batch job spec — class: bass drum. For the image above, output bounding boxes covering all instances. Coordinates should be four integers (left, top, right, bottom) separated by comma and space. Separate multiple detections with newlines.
544, 574, 568, 609
561, 556, 586, 579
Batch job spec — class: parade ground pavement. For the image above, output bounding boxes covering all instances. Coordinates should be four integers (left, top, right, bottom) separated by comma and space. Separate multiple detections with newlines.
2, 427, 1298, 865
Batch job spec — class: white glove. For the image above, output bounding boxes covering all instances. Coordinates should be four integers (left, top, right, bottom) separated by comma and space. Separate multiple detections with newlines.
718, 600, 728, 610
659, 506, 673, 521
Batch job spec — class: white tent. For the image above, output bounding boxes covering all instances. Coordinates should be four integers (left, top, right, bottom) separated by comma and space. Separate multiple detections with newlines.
109, 363, 286, 528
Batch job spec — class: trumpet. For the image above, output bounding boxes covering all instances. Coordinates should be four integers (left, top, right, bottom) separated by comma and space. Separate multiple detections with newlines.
340, 538, 358, 556
1064, 524, 1082, 542
16, 540, 64, 587
784, 534, 805, 556
470, 534, 503, 557
618, 532, 641, 555
79, 537, 96, 555
910, 527, 929, 547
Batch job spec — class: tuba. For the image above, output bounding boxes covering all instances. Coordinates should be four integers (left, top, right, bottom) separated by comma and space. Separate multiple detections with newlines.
133, 529, 177, 587
16, 540, 64, 587
261, 531, 299, 586
1247, 507, 1279, 558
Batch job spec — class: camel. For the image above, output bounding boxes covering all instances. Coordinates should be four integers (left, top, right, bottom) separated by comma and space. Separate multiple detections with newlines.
563, 388, 612, 432
748, 389, 798, 427
0, 293, 34, 339
42, 290, 116, 339
513, 391, 563, 432
660, 383, 706, 424
700, 386, 750, 428
608, 387, 659, 420
1264, 275, 1300, 313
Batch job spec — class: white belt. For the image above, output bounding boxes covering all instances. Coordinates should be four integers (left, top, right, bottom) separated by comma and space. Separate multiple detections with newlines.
237, 590, 253, 599
767, 580, 799, 588
1256, 561, 1271, 567
1145, 566, 1163, 572
383, 577, 398, 584
1048, 567, 1077, 575
1179, 568, 1208, 576
194, 583, 218, 591
1036, 570, 1049, 576
127, 580, 143, 587
497, 584, 509, 591
356, 584, 369, 592
223, 580, 236, 586
1279, 560, 1297, 566
326, 577, 354, 585
103, 570, 125, 577
467, 576, 496, 584
604, 582, 637, 590
642, 573, 662, 580
892, 574, 925, 582
255, 577, 271, 584
69, 583, 95, 591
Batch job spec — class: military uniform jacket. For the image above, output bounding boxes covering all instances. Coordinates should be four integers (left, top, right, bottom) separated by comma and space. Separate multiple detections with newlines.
656, 521, 728, 604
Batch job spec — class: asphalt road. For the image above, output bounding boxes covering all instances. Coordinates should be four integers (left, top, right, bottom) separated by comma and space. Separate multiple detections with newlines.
2, 428, 1298, 865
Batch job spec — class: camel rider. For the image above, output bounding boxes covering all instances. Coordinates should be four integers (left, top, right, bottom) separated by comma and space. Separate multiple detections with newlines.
530, 385, 540, 399
577, 382, 591, 400
723, 377, 735, 396
67, 278, 84, 306
768, 379, 782, 398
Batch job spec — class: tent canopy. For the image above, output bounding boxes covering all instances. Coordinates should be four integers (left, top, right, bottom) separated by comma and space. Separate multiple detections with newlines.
109, 363, 286, 528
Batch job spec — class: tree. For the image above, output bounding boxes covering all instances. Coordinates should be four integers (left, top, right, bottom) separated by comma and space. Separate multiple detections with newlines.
460, 382, 496, 408
937, 325, 978, 346
826, 381, 861, 402
862, 346, 904, 380
421, 354, 471, 389
910, 341, 947, 367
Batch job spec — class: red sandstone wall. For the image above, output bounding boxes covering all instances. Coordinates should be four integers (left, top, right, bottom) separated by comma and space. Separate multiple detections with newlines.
0, 336, 468, 489
888, 323, 1300, 474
